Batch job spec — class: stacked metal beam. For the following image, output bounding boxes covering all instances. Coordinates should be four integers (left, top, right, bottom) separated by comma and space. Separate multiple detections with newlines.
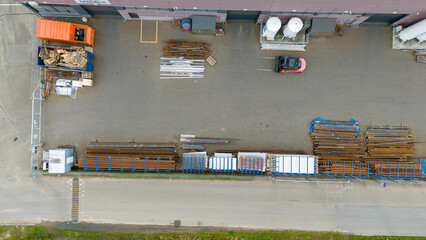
76, 142, 177, 171
318, 161, 369, 176
364, 125, 414, 161
160, 58, 205, 79
310, 119, 365, 161
160, 41, 212, 80
162, 41, 212, 59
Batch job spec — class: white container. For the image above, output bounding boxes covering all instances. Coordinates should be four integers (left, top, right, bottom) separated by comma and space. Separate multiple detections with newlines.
397, 19, 426, 42
273, 155, 317, 175
283, 17, 303, 39
262, 17, 282, 40
208, 153, 237, 171
48, 148, 74, 174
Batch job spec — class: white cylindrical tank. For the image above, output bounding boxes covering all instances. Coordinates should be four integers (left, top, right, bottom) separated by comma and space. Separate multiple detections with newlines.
283, 17, 303, 39
262, 17, 282, 39
397, 19, 426, 42
416, 32, 426, 43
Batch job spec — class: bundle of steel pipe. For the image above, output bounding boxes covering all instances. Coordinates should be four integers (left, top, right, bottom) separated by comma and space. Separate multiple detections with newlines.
77, 142, 177, 171
162, 41, 212, 59
318, 160, 369, 176
364, 125, 414, 161
371, 161, 422, 177
160, 57, 205, 79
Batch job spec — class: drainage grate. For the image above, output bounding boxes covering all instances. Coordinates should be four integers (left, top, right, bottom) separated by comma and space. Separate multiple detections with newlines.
71, 178, 79, 223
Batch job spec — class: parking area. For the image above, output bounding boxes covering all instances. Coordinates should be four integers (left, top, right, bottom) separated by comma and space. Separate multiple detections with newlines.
41, 16, 426, 156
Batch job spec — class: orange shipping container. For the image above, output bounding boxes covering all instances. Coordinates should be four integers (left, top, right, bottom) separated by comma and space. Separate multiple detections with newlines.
36, 18, 95, 46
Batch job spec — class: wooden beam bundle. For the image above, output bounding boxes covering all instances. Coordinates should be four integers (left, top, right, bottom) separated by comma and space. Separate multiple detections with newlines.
364, 125, 414, 161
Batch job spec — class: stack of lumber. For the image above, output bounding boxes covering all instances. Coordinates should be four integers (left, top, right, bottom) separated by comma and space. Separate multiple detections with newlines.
76, 142, 177, 171
39, 47, 88, 69
310, 119, 365, 161
364, 125, 414, 161
318, 160, 369, 176
162, 41, 212, 60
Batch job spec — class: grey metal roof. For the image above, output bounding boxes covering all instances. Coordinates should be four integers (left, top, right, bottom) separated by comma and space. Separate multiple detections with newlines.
192, 15, 216, 31
310, 18, 337, 33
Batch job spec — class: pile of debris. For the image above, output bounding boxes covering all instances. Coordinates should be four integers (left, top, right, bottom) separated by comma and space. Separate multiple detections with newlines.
160, 41, 213, 80
76, 142, 178, 171
39, 47, 88, 69
310, 118, 365, 161
364, 125, 414, 161
162, 41, 212, 59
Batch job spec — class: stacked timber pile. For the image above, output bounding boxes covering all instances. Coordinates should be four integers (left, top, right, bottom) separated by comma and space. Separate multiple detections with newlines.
160, 41, 212, 79
39, 47, 88, 69
310, 118, 365, 161
76, 142, 177, 171
364, 125, 414, 161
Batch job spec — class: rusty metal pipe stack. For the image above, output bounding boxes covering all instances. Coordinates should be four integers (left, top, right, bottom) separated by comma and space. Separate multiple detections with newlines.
76, 142, 177, 171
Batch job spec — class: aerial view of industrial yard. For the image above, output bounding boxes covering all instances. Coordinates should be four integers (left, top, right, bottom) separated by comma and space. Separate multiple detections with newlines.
1, 0, 426, 239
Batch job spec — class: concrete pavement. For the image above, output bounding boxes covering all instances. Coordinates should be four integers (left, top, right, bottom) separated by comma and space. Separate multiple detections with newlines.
76, 178, 426, 236
42, 18, 426, 156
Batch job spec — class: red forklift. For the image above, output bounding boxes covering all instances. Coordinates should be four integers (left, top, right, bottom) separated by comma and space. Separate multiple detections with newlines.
275, 56, 306, 73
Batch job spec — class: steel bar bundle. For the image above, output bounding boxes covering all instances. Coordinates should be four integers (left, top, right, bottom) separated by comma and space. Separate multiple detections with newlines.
364, 125, 414, 161
310, 118, 365, 161
160, 57, 205, 79
318, 160, 369, 176
77, 142, 177, 171
371, 161, 422, 178
180, 134, 234, 144
162, 41, 212, 59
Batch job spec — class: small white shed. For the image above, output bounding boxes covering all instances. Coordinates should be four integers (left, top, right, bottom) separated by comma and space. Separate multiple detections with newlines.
48, 148, 74, 174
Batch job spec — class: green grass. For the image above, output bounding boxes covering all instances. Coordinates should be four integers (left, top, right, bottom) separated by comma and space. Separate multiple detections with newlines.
0, 226, 425, 240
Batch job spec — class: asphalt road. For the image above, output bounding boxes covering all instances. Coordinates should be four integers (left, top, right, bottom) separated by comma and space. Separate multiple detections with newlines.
4, 176, 426, 236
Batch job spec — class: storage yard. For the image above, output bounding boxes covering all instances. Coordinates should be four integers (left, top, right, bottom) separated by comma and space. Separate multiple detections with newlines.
32, 16, 426, 180
2, 1, 426, 235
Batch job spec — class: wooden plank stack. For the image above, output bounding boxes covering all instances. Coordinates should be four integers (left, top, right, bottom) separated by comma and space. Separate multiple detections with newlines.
39, 47, 88, 69
76, 142, 177, 171
364, 125, 414, 161
310, 119, 365, 161
162, 41, 212, 60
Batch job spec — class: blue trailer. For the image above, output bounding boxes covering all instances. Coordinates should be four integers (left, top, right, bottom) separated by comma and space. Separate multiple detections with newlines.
37, 46, 94, 71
